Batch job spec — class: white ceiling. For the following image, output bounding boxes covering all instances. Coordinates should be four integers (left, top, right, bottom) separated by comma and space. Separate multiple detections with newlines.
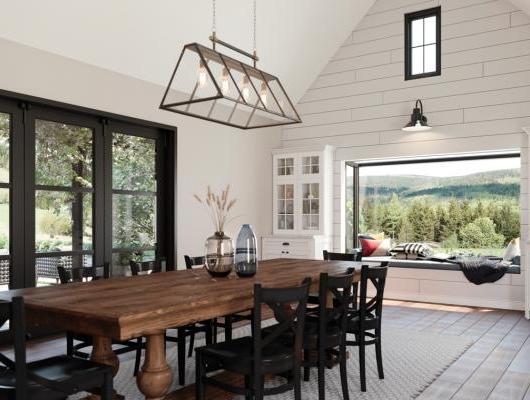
0, 0, 375, 103
508, 0, 530, 17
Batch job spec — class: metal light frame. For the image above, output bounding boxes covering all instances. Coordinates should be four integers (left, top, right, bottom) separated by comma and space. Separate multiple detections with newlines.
160, 35, 302, 130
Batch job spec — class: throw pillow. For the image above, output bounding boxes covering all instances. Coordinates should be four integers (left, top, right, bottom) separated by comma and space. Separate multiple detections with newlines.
503, 238, 520, 262
359, 237, 392, 257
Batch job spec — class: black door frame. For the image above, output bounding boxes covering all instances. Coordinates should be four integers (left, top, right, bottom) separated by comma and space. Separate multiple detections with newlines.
0, 89, 177, 289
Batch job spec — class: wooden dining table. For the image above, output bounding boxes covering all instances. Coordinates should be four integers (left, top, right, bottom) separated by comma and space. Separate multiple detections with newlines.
0, 258, 362, 399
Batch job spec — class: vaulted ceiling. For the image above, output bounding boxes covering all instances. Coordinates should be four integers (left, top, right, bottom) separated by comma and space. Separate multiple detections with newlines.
0, 0, 526, 104
0, 0, 375, 103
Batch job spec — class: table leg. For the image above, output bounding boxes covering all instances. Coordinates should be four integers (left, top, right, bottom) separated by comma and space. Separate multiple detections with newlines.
137, 331, 173, 400
88, 336, 122, 400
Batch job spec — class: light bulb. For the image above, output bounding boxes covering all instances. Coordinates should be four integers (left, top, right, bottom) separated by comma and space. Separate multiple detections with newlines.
260, 81, 268, 107
197, 60, 208, 88
220, 68, 230, 95
241, 76, 250, 102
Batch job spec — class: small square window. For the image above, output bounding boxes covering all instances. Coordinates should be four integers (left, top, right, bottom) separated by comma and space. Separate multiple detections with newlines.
405, 7, 441, 80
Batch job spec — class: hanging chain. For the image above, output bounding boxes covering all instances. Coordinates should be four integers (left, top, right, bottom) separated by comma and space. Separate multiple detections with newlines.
253, 0, 257, 52
212, 0, 216, 34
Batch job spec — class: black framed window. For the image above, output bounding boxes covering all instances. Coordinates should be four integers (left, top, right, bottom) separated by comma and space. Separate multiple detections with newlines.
405, 6, 441, 80
31, 112, 97, 287
345, 154, 520, 261
0, 90, 176, 291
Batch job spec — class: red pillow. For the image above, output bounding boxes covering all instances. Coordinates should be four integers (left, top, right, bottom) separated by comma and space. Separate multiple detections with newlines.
359, 238, 391, 257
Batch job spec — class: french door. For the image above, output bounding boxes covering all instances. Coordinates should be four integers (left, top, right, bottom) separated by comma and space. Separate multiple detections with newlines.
0, 96, 174, 291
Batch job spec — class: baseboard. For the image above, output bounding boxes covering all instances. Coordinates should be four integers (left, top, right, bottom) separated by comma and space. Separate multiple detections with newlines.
384, 291, 525, 311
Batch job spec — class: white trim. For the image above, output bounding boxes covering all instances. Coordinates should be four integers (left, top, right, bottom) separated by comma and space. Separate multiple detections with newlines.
524, 127, 530, 319
384, 292, 525, 311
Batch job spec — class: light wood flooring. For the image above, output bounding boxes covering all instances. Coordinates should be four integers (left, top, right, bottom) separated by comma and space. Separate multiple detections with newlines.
7, 300, 530, 400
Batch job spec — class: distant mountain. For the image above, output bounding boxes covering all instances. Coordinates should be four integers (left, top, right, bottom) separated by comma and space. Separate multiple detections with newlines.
360, 168, 519, 199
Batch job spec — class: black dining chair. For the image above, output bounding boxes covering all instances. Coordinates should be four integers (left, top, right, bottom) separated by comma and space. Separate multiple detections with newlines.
0, 296, 113, 399
130, 258, 213, 386
322, 250, 360, 310
302, 269, 355, 400
58, 263, 143, 377
323, 250, 362, 262
184, 255, 253, 344
346, 264, 388, 392
195, 277, 311, 400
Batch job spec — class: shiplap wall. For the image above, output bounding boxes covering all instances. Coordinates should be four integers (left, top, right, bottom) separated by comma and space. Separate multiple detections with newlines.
282, 0, 530, 310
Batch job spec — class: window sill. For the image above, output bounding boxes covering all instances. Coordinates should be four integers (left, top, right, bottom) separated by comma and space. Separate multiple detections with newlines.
363, 256, 521, 274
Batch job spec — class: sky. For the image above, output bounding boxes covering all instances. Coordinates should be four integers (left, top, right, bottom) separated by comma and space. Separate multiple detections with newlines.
358, 157, 520, 178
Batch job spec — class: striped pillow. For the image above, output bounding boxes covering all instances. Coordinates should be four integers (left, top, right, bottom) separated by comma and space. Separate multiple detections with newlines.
391, 243, 433, 258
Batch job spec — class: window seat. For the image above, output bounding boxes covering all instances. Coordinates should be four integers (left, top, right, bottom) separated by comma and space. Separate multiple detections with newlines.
363, 256, 521, 274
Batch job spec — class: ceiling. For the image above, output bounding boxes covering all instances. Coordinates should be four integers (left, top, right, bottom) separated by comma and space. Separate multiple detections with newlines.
0, 0, 526, 105
508, 0, 530, 17
0, 0, 375, 103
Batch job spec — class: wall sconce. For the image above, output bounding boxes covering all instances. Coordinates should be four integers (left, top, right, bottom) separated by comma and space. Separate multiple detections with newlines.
402, 99, 432, 132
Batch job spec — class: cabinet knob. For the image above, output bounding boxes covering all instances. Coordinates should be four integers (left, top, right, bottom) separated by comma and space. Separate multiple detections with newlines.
282, 242, 290, 246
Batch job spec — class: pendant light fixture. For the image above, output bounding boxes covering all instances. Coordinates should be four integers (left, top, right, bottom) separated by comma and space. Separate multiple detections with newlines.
160, 0, 302, 129
402, 99, 432, 132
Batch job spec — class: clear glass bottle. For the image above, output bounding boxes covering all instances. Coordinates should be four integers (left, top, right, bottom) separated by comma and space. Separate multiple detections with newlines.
235, 224, 258, 277
204, 231, 234, 277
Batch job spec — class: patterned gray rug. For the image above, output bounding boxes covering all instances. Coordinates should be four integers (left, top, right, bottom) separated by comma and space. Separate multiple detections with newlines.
72, 324, 472, 399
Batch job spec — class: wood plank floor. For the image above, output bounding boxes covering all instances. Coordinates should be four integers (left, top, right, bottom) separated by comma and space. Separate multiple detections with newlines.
6, 300, 530, 400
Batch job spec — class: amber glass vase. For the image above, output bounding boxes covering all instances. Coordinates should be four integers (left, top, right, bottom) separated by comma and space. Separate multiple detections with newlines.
204, 231, 234, 277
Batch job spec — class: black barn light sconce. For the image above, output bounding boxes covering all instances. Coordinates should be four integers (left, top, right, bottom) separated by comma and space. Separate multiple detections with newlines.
160, 0, 301, 130
402, 99, 432, 132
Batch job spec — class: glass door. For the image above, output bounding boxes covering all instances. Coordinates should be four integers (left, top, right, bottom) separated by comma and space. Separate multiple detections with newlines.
0, 99, 21, 292
27, 108, 100, 287
108, 122, 162, 276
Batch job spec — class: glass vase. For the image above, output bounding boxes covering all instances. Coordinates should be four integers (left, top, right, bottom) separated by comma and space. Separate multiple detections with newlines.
204, 231, 234, 277
235, 224, 258, 277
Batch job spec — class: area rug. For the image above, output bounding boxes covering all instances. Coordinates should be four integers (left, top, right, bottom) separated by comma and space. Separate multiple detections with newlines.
71, 325, 472, 399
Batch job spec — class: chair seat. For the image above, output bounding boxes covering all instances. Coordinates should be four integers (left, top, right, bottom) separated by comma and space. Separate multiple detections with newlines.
0, 368, 66, 400
303, 316, 342, 349
347, 313, 379, 332
0, 356, 111, 399
199, 336, 294, 375
28, 355, 112, 384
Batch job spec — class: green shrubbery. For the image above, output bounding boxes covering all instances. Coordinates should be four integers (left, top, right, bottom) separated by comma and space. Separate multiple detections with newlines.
38, 213, 71, 238
357, 195, 519, 250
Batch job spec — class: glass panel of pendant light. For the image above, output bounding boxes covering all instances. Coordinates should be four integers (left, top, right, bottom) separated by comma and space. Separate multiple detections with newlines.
160, 43, 301, 129
161, 45, 219, 108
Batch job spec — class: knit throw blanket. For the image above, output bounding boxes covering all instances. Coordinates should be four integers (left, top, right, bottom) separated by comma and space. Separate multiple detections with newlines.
448, 256, 510, 285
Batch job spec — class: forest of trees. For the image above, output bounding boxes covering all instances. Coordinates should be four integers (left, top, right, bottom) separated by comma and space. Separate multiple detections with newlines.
346, 167, 520, 255
357, 195, 519, 251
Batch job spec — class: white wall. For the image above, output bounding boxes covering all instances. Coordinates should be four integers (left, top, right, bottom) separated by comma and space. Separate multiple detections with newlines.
283, 0, 530, 310
0, 37, 281, 267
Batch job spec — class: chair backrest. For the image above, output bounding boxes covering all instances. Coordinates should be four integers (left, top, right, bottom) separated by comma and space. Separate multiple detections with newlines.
317, 269, 355, 339
252, 277, 311, 375
357, 264, 388, 326
323, 250, 362, 262
130, 259, 164, 276
184, 255, 205, 269
57, 263, 110, 284
0, 297, 28, 398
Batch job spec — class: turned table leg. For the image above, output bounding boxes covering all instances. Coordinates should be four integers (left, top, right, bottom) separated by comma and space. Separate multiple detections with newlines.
88, 336, 122, 399
137, 331, 173, 400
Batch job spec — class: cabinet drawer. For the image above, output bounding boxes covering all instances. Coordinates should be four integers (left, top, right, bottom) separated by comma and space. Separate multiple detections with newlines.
264, 250, 309, 260
263, 239, 309, 251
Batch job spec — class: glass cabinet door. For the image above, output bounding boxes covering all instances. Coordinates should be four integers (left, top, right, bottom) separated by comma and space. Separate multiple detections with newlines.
277, 184, 294, 230
301, 183, 319, 231
302, 155, 319, 175
277, 157, 295, 177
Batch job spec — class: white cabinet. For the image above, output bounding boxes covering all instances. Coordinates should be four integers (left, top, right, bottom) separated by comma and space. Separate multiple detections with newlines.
265, 145, 333, 260
262, 235, 331, 260
272, 146, 333, 236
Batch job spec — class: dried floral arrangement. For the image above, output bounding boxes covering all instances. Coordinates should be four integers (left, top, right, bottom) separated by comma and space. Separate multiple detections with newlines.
194, 185, 237, 234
